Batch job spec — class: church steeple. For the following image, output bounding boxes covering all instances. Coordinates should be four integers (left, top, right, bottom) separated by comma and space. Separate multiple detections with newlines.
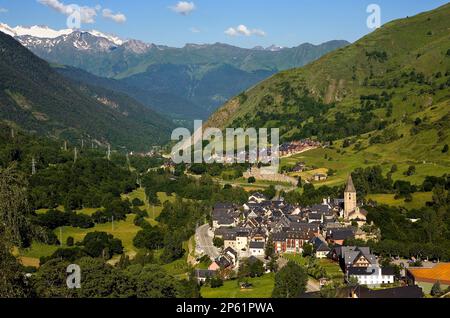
344, 174, 357, 220
345, 175, 356, 193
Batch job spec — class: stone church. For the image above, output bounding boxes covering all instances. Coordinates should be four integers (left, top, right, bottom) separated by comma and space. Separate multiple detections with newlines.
344, 175, 367, 225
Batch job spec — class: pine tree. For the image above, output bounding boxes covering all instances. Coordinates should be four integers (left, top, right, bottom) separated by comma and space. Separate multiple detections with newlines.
431, 280, 442, 296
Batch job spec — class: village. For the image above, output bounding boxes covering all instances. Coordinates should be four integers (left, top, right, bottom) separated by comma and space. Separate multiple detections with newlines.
194, 175, 449, 298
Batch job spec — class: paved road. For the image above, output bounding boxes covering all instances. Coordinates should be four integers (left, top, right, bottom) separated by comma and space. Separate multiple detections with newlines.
196, 224, 220, 260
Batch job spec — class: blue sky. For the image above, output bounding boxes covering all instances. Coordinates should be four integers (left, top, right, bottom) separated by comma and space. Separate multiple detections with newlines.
0, 0, 448, 48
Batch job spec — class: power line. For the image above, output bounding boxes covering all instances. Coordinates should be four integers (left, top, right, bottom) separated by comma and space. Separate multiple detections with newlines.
31, 157, 36, 175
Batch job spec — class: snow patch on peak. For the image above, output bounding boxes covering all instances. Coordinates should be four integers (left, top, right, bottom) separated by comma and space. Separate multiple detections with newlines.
87, 30, 124, 46
265, 45, 285, 52
0, 23, 17, 36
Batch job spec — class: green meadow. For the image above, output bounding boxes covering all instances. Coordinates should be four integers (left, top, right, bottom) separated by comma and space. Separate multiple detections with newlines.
366, 192, 433, 210
20, 191, 176, 265
201, 273, 275, 298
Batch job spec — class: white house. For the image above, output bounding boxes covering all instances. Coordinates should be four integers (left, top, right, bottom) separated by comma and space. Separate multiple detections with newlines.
249, 241, 265, 257
348, 266, 395, 286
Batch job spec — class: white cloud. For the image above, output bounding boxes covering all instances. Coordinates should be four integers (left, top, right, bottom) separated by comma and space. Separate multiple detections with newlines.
37, 0, 97, 24
190, 27, 200, 33
170, 1, 195, 15
225, 25, 266, 37
102, 9, 126, 24
0, 8, 8, 13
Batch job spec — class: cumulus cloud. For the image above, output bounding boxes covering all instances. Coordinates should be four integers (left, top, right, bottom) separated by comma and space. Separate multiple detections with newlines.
102, 9, 126, 23
225, 25, 266, 37
170, 1, 195, 15
37, 0, 97, 24
0, 8, 8, 13
37, 1, 126, 25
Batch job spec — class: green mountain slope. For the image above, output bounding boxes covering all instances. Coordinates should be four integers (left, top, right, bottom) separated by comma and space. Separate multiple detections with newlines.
207, 3, 450, 183
21, 36, 348, 118
0, 31, 173, 151
55, 65, 208, 120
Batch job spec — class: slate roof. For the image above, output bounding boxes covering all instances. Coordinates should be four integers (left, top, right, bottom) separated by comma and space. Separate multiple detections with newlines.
273, 232, 287, 241
310, 236, 330, 252
317, 243, 331, 252
328, 228, 355, 241
308, 212, 323, 220
249, 241, 265, 249
215, 215, 235, 225
216, 256, 231, 268
223, 247, 238, 259
340, 246, 377, 267
309, 204, 331, 214
214, 202, 234, 210
354, 286, 423, 298
195, 269, 216, 279
215, 227, 236, 237
223, 231, 237, 241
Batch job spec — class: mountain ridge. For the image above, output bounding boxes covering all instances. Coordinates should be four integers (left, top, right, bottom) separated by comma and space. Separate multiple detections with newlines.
2, 22, 349, 119
0, 31, 174, 151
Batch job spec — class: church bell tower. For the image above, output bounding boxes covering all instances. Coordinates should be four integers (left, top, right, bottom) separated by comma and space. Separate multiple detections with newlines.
344, 175, 357, 219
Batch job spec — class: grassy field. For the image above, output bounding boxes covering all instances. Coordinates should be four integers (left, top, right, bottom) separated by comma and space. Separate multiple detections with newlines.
366, 192, 433, 210
283, 133, 450, 189
36, 206, 100, 216
319, 259, 344, 283
201, 273, 275, 298
282, 253, 308, 266
20, 191, 176, 265
281, 254, 344, 284
416, 281, 450, 295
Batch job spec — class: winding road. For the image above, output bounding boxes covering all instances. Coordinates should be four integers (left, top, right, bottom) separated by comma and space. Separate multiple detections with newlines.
196, 224, 220, 260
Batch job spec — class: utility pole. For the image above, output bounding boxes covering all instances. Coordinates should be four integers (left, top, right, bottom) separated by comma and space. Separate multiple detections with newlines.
74, 147, 78, 163
126, 152, 131, 171
31, 157, 36, 175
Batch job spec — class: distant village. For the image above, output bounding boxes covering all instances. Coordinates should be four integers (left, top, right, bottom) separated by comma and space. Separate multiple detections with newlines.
194, 175, 445, 298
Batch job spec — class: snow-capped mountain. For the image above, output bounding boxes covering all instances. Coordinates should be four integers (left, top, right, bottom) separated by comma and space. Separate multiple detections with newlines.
0, 23, 73, 38
0, 23, 125, 48
84, 29, 124, 46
